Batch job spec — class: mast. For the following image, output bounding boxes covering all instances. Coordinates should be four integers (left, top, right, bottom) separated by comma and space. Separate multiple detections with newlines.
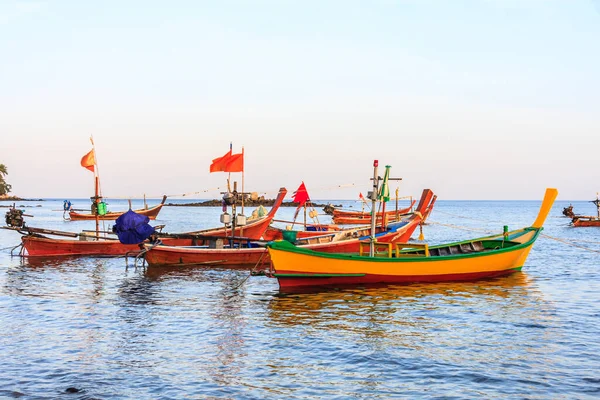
240, 147, 245, 237
369, 160, 379, 257
90, 136, 100, 238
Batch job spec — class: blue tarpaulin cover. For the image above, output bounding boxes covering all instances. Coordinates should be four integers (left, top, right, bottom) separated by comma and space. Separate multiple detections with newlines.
113, 210, 156, 244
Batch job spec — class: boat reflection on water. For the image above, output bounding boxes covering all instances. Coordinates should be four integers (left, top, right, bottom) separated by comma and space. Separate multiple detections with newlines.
267, 273, 541, 338
142, 263, 256, 283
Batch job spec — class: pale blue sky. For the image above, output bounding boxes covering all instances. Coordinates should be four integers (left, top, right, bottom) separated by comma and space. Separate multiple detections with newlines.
1, 0, 598, 200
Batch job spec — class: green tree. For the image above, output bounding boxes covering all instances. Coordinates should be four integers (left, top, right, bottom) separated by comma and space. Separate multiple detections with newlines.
0, 163, 12, 196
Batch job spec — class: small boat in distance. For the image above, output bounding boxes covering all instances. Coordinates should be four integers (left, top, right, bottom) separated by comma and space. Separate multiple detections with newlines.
571, 194, 600, 227
68, 195, 167, 221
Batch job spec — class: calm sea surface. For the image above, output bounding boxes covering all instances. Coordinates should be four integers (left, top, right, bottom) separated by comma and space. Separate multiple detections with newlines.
1, 197, 599, 399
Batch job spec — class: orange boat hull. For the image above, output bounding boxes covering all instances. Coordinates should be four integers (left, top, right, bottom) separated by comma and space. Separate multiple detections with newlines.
572, 217, 600, 227
332, 201, 415, 224
22, 235, 143, 257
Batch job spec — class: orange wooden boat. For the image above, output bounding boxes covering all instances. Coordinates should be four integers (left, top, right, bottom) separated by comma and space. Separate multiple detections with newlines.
571, 195, 600, 227
68, 195, 167, 221
267, 188, 557, 289
332, 201, 415, 225
262, 224, 341, 241
141, 189, 434, 267
14, 187, 287, 257
263, 189, 434, 241
142, 208, 426, 267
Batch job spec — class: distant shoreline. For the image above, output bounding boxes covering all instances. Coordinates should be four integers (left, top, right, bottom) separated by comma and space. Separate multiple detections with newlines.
166, 200, 340, 208
0, 196, 44, 202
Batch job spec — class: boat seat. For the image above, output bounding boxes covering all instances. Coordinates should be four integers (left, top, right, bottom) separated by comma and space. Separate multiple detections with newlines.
470, 242, 485, 252
449, 245, 461, 254
438, 247, 450, 256
459, 243, 473, 253
471, 241, 484, 252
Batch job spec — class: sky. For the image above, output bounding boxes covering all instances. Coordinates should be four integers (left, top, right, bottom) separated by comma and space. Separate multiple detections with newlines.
1, 0, 599, 201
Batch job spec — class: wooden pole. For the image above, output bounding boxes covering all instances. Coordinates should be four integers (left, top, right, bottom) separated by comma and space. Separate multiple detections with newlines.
95, 176, 100, 238
241, 147, 245, 237
370, 160, 379, 257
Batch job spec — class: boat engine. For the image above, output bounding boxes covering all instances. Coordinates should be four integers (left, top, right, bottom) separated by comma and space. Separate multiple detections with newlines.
323, 204, 335, 215
5, 207, 26, 228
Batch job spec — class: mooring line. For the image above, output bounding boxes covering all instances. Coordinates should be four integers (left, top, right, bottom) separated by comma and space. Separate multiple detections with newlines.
541, 234, 600, 254
432, 210, 505, 224
427, 221, 496, 235
428, 221, 600, 255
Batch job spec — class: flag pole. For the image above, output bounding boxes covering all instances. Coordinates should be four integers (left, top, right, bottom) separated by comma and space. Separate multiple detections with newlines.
370, 160, 379, 257
240, 146, 245, 237
241, 146, 245, 216
90, 136, 100, 238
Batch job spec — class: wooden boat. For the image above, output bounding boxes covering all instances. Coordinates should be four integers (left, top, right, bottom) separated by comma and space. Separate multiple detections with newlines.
12, 187, 287, 257
141, 189, 434, 267
12, 227, 145, 257
266, 188, 558, 289
572, 217, 600, 227
422, 195, 437, 223
332, 201, 415, 225
263, 189, 434, 241
151, 187, 287, 245
262, 224, 341, 241
68, 195, 167, 221
142, 212, 425, 267
571, 195, 600, 227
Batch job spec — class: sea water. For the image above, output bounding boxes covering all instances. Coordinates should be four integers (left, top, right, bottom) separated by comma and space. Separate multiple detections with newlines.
0, 198, 599, 399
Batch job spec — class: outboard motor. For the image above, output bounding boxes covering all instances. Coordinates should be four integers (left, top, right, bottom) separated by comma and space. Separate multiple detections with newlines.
5, 207, 25, 228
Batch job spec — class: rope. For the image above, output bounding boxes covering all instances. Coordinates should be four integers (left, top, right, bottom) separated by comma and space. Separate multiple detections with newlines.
541, 234, 600, 254
130, 239, 162, 268
432, 209, 505, 224
560, 237, 600, 245
232, 249, 269, 290
429, 220, 600, 255
0, 244, 20, 252
427, 220, 496, 235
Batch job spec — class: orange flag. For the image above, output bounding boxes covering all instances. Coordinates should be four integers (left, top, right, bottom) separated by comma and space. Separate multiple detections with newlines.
81, 149, 95, 172
224, 152, 243, 173
209, 150, 233, 173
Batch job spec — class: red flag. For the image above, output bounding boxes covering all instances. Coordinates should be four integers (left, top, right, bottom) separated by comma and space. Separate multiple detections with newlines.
209, 150, 233, 173
80, 149, 95, 172
223, 152, 243, 173
292, 182, 310, 207
359, 192, 365, 200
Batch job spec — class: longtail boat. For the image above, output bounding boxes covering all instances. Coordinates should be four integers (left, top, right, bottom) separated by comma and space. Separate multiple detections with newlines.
68, 195, 167, 221
10, 187, 287, 257
263, 189, 434, 241
422, 195, 437, 223
142, 209, 426, 267
266, 187, 557, 289
571, 195, 600, 227
331, 201, 415, 225
141, 189, 434, 267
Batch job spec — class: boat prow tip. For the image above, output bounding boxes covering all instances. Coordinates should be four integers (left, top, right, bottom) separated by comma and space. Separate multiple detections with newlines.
532, 188, 559, 228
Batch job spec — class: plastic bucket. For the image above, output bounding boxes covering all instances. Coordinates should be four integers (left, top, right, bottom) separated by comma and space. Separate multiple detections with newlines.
97, 202, 107, 216
282, 230, 298, 243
